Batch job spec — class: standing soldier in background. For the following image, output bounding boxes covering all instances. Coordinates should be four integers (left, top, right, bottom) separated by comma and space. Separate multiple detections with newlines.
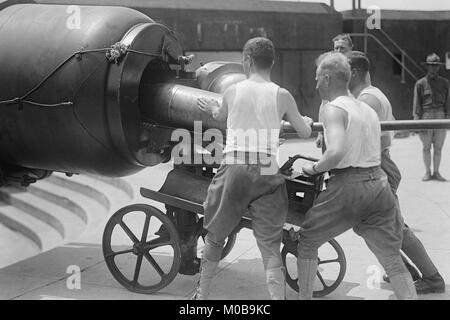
413, 53, 450, 182
348, 51, 445, 295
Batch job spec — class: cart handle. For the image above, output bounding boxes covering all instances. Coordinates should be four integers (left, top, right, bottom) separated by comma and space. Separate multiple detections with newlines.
280, 154, 319, 176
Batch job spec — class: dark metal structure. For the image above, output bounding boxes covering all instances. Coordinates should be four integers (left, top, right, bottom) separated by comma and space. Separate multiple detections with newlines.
0, 4, 185, 180
0, 3, 241, 185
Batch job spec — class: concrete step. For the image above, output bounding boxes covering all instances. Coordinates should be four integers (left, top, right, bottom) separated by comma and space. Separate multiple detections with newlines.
4, 188, 86, 241
0, 187, 66, 238
47, 173, 134, 216
42, 173, 134, 242
75, 174, 135, 210
0, 172, 135, 268
0, 204, 62, 251
86, 174, 135, 200
27, 185, 88, 224
46, 174, 111, 211
0, 223, 40, 269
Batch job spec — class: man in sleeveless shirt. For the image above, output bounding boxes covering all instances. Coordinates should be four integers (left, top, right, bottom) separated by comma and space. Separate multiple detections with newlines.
192, 37, 313, 300
347, 51, 445, 294
298, 52, 417, 300
316, 34, 354, 150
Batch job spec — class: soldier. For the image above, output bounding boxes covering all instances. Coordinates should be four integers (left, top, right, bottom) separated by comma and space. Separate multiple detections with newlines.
298, 52, 417, 300
316, 34, 354, 149
332, 33, 354, 54
347, 51, 445, 294
192, 37, 313, 300
413, 53, 450, 181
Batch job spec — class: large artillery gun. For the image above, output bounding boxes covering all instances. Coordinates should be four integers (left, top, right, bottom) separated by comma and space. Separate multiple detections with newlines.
0, 3, 243, 187
1, 3, 449, 298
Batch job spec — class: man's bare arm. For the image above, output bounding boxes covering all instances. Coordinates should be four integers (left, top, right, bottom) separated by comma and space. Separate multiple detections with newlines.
311, 104, 347, 173
359, 93, 391, 149
315, 100, 329, 149
278, 88, 312, 138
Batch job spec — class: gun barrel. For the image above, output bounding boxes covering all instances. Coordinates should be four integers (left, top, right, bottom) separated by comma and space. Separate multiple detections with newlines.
140, 83, 226, 131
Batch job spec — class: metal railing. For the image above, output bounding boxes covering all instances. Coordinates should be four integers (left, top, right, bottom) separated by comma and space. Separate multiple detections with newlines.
376, 28, 425, 77
349, 32, 420, 83
281, 120, 450, 134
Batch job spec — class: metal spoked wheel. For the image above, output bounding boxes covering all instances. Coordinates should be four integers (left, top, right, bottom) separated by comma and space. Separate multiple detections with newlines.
102, 204, 181, 294
281, 238, 346, 298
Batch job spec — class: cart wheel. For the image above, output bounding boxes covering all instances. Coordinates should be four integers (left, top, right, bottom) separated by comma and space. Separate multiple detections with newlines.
197, 218, 237, 260
102, 204, 181, 294
281, 238, 346, 298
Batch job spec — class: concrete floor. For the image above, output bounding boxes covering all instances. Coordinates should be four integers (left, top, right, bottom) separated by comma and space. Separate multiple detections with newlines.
0, 134, 449, 300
